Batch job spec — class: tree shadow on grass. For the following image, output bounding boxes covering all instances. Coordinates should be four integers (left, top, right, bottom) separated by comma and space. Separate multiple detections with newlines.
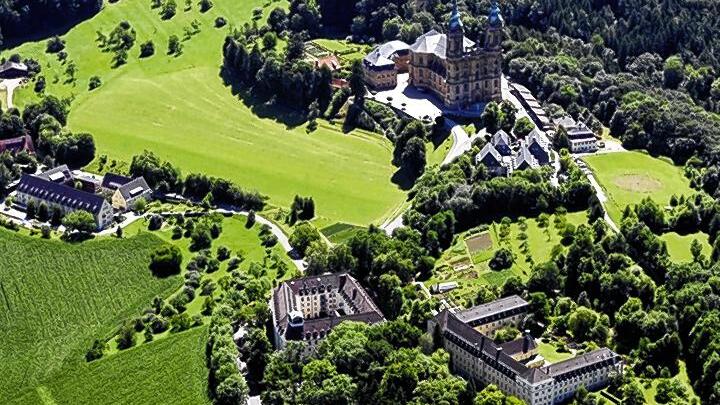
219, 68, 306, 130
391, 165, 421, 191
1, 9, 101, 50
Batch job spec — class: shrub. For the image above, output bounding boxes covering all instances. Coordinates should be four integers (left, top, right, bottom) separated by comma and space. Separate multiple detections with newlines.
46, 36, 66, 53
88, 76, 102, 90
161, 0, 177, 19
199, 0, 213, 12
140, 40, 155, 57
489, 247, 515, 270
85, 339, 106, 361
149, 245, 183, 276
117, 322, 136, 350
148, 214, 164, 230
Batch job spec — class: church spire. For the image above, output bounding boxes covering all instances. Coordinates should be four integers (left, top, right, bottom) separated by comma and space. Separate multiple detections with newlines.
449, 0, 463, 32
488, 0, 504, 28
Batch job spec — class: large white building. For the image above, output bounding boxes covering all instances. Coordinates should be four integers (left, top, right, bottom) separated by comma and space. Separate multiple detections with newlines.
429, 296, 623, 405
270, 273, 384, 350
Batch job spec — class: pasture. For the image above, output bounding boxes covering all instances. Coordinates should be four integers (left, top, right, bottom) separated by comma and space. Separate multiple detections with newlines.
582, 151, 694, 223
11, 327, 210, 405
7, 0, 405, 226
0, 229, 181, 402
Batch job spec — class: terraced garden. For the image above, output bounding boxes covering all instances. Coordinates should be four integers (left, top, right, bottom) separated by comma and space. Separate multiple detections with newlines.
428, 211, 588, 303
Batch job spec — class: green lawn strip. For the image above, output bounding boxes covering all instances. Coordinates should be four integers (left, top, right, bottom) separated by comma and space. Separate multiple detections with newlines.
0, 229, 181, 402
536, 341, 574, 363
660, 231, 711, 263
582, 151, 694, 224
9, 0, 405, 226
22, 327, 211, 405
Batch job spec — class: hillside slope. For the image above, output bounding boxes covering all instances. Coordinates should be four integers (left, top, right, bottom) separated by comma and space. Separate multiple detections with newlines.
7, 0, 404, 225
0, 230, 181, 402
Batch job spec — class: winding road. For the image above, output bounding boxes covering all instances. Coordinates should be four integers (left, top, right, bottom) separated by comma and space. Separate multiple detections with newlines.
99, 207, 307, 271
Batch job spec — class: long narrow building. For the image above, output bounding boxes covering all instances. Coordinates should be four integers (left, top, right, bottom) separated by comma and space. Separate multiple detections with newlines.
429, 296, 623, 405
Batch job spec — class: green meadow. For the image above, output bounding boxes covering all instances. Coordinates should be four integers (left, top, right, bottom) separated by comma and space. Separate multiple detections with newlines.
583, 151, 694, 223
660, 231, 711, 263
0, 229, 181, 403
6, 0, 405, 226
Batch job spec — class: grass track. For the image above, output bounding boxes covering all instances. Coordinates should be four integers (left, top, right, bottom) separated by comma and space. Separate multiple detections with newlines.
7, 0, 405, 226
0, 229, 181, 403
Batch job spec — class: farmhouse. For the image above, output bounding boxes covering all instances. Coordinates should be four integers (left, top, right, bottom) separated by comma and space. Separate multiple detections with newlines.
0, 61, 28, 79
475, 130, 552, 175
15, 173, 113, 229
407, 0, 503, 109
111, 177, 153, 211
428, 296, 623, 405
270, 273, 384, 350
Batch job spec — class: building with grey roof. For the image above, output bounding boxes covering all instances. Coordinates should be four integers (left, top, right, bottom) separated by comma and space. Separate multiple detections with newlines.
363, 40, 410, 89
15, 173, 113, 230
112, 177, 152, 211
0, 61, 28, 79
555, 117, 598, 153
406, 0, 503, 109
510, 83, 553, 131
428, 296, 623, 405
491, 130, 513, 156
270, 273, 384, 350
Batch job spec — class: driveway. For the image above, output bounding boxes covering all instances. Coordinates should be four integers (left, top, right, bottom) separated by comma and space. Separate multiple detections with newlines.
1, 78, 24, 109
583, 170, 620, 233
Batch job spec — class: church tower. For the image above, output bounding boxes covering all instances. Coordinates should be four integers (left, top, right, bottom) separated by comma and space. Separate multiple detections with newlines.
446, 0, 464, 58
484, 0, 504, 50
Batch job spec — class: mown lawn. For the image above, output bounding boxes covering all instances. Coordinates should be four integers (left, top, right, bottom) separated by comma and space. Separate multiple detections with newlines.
583, 151, 694, 224
9, 0, 405, 226
0, 229, 181, 403
12, 327, 210, 405
660, 231, 711, 263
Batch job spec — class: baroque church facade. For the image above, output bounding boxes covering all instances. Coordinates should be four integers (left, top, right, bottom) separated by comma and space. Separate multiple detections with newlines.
408, 0, 504, 108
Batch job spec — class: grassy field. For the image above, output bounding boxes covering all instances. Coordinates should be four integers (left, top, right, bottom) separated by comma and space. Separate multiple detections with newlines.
6, 0, 405, 226
429, 211, 587, 302
641, 361, 699, 404
537, 341, 575, 363
11, 327, 210, 405
583, 151, 694, 224
118, 213, 295, 345
0, 229, 181, 403
311, 38, 371, 63
661, 231, 711, 263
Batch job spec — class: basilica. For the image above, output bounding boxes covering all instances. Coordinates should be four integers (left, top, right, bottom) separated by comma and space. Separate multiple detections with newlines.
363, 0, 504, 109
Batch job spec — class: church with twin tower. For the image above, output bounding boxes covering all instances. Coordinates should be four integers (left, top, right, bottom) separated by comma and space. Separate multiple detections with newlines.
408, 0, 504, 109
